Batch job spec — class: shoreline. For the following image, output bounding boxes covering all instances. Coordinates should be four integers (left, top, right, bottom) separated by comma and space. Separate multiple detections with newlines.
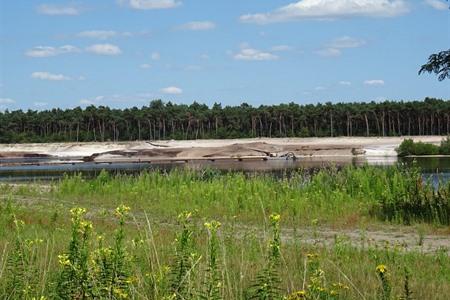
0, 136, 445, 163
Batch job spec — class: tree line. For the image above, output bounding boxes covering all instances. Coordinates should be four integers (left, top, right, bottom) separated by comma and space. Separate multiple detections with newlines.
0, 98, 449, 143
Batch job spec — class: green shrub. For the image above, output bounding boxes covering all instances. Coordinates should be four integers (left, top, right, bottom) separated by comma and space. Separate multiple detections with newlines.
439, 136, 450, 155
397, 139, 440, 156
397, 139, 415, 157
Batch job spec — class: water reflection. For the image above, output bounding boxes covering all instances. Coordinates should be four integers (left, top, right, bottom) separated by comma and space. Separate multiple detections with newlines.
1, 156, 450, 183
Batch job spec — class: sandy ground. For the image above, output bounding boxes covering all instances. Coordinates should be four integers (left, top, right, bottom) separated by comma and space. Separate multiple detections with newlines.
0, 136, 445, 161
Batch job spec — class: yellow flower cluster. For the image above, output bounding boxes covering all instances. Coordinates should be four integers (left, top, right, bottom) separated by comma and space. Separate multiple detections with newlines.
70, 207, 87, 217
13, 218, 25, 228
269, 213, 281, 223
58, 254, 71, 267
177, 211, 192, 221
376, 264, 387, 274
287, 290, 307, 299
204, 220, 221, 230
115, 204, 131, 218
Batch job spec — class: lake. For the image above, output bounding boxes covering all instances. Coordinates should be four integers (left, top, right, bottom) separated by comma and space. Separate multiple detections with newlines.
1, 156, 450, 183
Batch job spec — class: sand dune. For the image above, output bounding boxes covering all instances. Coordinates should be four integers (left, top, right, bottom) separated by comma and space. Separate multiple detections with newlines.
0, 136, 444, 162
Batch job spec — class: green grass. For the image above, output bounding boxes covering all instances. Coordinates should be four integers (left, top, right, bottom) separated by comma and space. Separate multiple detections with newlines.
0, 166, 449, 299
27, 165, 450, 226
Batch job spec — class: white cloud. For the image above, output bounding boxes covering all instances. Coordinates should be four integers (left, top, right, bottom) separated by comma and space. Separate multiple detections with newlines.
178, 21, 216, 31
118, 0, 181, 10
151, 52, 161, 60
77, 30, 118, 40
80, 95, 106, 105
160, 86, 183, 95
316, 47, 342, 57
234, 48, 279, 61
140, 64, 151, 69
86, 44, 122, 55
25, 45, 80, 57
424, 0, 448, 10
364, 79, 385, 86
185, 65, 202, 71
31, 72, 71, 81
37, 4, 81, 15
240, 0, 409, 24
76, 30, 149, 39
328, 36, 366, 48
315, 86, 326, 91
271, 45, 293, 52
0, 98, 15, 104
317, 36, 366, 57
80, 99, 96, 105
339, 81, 352, 85
34, 102, 48, 107
200, 54, 210, 60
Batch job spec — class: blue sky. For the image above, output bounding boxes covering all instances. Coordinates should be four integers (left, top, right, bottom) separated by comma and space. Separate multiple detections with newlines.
0, 0, 449, 110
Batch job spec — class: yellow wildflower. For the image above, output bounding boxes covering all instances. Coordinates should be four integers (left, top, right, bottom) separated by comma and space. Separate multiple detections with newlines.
58, 254, 71, 267
269, 213, 281, 223
115, 204, 131, 218
376, 264, 387, 274
288, 290, 307, 299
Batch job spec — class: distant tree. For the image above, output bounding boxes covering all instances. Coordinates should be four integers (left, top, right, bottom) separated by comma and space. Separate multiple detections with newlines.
419, 1, 449, 81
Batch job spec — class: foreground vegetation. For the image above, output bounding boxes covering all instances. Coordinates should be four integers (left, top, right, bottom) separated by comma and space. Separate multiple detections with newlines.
1, 98, 449, 143
397, 137, 450, 157
0, 166, 449, 299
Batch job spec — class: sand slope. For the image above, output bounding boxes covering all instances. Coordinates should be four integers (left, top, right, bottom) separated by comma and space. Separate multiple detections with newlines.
0, 136, 444, 161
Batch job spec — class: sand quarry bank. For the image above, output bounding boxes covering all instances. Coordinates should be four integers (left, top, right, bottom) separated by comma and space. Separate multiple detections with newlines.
0, 136, 445, 164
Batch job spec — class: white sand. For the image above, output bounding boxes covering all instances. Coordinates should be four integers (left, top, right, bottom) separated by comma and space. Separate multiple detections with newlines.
0, 136, 444, 158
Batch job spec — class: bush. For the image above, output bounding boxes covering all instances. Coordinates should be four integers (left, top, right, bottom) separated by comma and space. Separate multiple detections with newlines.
413, 142, 439, 155
397, 139, 415, 157
397, 139, 440, 156
439, 136, 450, 155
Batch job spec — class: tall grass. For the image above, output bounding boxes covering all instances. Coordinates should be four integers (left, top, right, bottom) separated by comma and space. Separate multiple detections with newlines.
0, 204, 449, 299
52, 166, 450, 226
0, 166, 449, 298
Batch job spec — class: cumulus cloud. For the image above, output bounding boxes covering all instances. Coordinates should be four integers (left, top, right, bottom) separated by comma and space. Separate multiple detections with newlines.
424, 0, 449, 10
240, 0, 409, 24
34, 102, 48, 107
271, 45, 293, 52
177, 21, 216, 31
118, 0, 181, 10
364, 79, 385, 86
160, 86, 183, 95
86, 44, 122, 55
37, 4, 81, 15
339, 81, 352, 85
0, 98, 15, 104
328, 36, 366, 48
76, 30, 149, 39
79, 95, 106, 105
25, 45, 80, 58
234, 47, 279, 61
80, 99, 96, 105
316, 47, 342, 57
77, 30, 118, 39
31, 72, 72, 81
317, 36, 366, 57
151, 52, 161, 60
140, 64, 151, 69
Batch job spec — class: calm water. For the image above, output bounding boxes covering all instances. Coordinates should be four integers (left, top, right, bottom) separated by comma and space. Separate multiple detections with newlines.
0, 156, 450, 183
